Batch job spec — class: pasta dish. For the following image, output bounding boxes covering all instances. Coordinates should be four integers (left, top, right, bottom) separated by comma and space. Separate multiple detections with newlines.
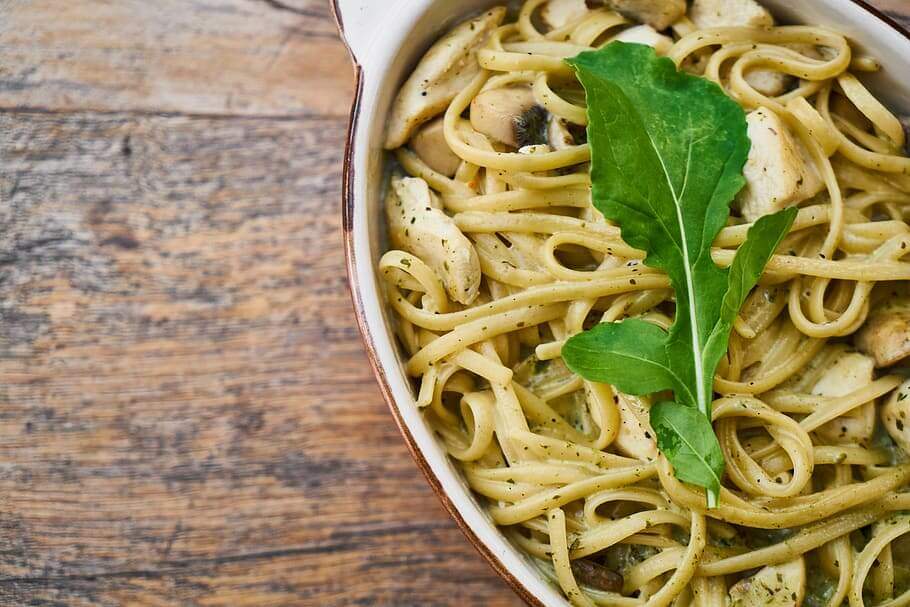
377, 0, 910, 604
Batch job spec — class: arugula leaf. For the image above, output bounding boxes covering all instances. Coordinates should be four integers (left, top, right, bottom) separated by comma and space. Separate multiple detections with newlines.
650, 401, 726, 495
563, 43, 796, 507
703, 209, 797, 378
561, 319, 685, 398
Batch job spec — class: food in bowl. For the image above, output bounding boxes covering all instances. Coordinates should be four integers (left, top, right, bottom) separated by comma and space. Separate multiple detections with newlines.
376, 0, 910, 604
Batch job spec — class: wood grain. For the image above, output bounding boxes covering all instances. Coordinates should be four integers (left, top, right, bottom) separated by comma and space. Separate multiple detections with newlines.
875, 0, 910, 18
0, 1, 906, 606
0, 108, 521, 606
0, 0, 353, 117
0, 1, 522, 605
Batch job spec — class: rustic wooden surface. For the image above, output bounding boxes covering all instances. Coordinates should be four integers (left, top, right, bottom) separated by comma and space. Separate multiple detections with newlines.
0, 1, 907, 606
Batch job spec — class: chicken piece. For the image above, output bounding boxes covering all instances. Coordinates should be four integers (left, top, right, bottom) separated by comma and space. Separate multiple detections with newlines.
410, 118, 462, 177
541, 0, 589, 30
470, 87, 548, 148
812, 350, 877, 445
857, 296, 910, 367
882, 379, 910, 455
749, 45, 821, 100
744, 69, 792, 97
597, 0, 686, 31
690, 0, 783, 95
385, 177, 481, 304
736, 107, 824, 221
612, 393, 658, 461
786, 43, 824, 61
728, 558, 806, 607
690, 0, 773, 29
611, 25, 673, 55
811, 351, 874, 397
385, 8, 506, 149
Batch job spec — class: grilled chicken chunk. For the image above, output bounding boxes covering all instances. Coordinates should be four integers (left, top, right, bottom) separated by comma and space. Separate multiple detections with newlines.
690, 0, 773, 29
612, 25, 673, 55
385, 8, 506, 149
541, 0, 589, 30
594, 0, 686, 31
612, 393, 658, 461
385, 177, 481, 304
729, 558, 806, 607
736, 107, 823, 221
690, 0, 790, 96
812, 350, 877, 446
882, 379, 910, 456
410, 118, 462, 177
857, 296, 910, 367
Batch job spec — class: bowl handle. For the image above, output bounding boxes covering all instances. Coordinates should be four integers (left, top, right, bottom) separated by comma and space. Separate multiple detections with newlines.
331, 0, 396, 66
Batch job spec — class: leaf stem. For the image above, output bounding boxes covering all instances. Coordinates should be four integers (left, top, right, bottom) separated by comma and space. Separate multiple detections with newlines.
706, 488, 718, 509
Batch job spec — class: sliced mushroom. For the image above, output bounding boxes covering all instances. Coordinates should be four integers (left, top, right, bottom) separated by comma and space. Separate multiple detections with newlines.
881, 378, 910, 455
613, 392, 658, 461
611, 24, 673, 55
736, 107, 824, 221
812, 349, 877, 446
385, 8, 507, 149
589, 0, 686, 31
410, 118, 462, 177
519, 143, 552, 155
548, 116, 576, 150
856, 296, 910, 367
728, 558, 806, 607
689, 0, 773, 29
541, 0, 589, 30
385, 176, 481, 304
470, 86, 549, 148
570, 559, 623, 593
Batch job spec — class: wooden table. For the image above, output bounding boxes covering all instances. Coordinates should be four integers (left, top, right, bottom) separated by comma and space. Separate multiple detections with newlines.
0, 1, 906, 606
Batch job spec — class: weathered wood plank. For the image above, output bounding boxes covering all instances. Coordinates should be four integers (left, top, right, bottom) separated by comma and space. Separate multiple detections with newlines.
0, 529, 524, 606
877, 0, 910, 22
0, 0, 354, 117
0, 111, 521, 605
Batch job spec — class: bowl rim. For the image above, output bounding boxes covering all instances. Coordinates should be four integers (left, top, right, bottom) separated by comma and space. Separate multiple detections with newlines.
330, 2, 909, 605
327, 29, 548, 607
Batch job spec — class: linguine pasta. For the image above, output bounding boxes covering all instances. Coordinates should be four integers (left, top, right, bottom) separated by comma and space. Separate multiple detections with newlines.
378, 1, 910, 605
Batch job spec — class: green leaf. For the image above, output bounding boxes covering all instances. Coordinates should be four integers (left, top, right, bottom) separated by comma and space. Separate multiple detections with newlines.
562, 319, 686, 398
703, 208, 797, 375
650, 401, 725, 508
566, 43, 750, 413
562, 43, 795, 506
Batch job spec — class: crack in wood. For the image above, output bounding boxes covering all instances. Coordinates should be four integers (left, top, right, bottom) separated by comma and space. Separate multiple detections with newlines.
0, 104, 347, 122
253, 0, 328, 20
885, 10, 910, 28
0, 522, 455, 585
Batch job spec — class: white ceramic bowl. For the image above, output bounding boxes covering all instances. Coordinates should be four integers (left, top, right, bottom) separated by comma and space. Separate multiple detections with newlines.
331, 2, 910, 604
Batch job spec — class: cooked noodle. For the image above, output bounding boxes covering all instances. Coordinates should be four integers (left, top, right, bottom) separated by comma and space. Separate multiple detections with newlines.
378, 1, 910, 604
